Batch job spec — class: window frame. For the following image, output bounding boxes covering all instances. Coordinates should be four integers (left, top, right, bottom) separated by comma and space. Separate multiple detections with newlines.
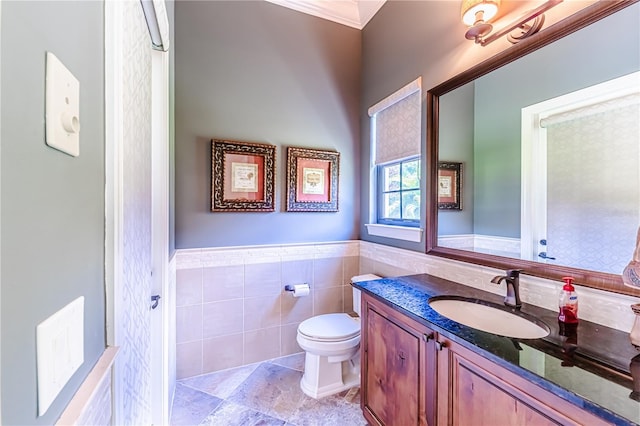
366, 77, 423, 242
376, 156, 421, 228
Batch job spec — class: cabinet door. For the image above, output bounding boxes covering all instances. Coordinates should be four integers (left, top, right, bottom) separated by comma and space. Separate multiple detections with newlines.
452, 353, 557, 425
438, 338, 610, 426
361, 295, 436, 426
365, 308, 420, 425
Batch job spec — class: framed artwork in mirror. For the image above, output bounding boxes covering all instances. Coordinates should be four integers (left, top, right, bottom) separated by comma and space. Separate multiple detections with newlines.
438, 161, 462, 210
211, 139, 276, 212
286, 147, 339, 212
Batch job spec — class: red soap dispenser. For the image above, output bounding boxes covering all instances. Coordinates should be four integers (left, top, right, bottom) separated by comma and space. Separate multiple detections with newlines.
558, 277, 578, 324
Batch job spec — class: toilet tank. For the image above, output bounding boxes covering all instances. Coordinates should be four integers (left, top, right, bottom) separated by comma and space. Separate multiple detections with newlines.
350, 274, 381, 316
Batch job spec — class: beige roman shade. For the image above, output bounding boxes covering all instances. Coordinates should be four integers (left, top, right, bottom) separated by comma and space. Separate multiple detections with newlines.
369, 77, 422, 165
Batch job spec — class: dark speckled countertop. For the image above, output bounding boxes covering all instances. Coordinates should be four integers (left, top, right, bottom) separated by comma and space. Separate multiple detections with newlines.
353, 274, 640, 425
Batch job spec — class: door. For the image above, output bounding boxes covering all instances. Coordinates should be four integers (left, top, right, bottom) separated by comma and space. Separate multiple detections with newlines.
361, 294, 435, 426
365, 308, 420, 426
521, 72, 640, 274
438, 337, 611, 426
544, 99, 639, 273
449, 350, 558, 425
105, 1, 171, 424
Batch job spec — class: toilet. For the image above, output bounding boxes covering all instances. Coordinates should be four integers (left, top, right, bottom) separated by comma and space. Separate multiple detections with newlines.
296, 274, 381, 399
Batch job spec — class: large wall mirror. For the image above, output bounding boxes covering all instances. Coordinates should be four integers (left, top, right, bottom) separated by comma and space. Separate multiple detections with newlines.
427, 0, 640, 296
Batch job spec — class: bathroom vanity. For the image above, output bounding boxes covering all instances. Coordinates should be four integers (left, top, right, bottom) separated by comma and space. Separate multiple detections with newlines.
354, 275, 640, 426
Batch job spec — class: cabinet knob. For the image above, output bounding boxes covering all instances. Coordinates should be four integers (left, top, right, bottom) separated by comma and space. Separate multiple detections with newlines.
423, 332, 434, 342
435, 341, 446, 351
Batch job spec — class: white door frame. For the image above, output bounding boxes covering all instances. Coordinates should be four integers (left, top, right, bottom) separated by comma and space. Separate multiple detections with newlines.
0, 2, 4, 421
150, 46, 171, 425
105, 1, 171, 423
104, 1, 124, 423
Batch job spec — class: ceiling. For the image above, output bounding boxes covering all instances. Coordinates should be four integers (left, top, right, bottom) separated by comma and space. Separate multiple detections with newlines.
264, 0, 387, 29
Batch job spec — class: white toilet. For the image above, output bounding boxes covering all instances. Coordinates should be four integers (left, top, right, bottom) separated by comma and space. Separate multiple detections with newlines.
296, 274, 381, 399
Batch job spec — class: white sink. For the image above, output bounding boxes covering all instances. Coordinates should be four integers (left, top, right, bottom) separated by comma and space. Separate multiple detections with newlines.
428, 296, 550, 339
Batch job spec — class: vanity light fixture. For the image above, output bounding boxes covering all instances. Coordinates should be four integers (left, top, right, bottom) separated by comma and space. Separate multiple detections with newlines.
462, 0, 563, 46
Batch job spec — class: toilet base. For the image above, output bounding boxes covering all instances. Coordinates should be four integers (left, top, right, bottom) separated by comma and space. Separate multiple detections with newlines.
300, 350, 360, 399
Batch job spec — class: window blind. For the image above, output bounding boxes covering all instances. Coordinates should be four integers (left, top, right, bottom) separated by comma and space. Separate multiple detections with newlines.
369, 77, 422, 165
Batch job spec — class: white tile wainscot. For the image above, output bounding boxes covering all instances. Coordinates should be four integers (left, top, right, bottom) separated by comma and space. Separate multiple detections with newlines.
360, 241, 638, 333
175, 241, 361, 379
175, 241, 638, 381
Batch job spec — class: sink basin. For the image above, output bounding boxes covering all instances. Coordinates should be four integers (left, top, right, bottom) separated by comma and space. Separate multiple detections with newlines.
428, 296, 550, 339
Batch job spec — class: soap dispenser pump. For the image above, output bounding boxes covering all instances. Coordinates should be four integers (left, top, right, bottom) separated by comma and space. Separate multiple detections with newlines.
558, 277, 578, 324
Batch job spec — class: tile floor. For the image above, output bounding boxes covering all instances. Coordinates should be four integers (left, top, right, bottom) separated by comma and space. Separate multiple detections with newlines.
170, 353, 368, 426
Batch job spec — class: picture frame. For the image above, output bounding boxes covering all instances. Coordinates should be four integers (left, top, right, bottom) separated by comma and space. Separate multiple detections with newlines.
211, 139, 276, 212
286, 147, 339, 212
438, 161, 462, 210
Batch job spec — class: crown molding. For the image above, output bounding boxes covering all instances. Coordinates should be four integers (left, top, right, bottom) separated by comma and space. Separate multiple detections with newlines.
265, 0, 386, 29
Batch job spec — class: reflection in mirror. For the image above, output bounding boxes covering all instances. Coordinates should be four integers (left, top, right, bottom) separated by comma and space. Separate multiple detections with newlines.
520, 73, 639, 274
428, 1, 640, 294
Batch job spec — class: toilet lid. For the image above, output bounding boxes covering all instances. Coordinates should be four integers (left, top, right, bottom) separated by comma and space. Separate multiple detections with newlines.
298, 313, 360, 341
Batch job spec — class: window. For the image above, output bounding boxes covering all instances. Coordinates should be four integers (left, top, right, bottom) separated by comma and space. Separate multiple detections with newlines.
365, 77, 423, 242
378, 157, 420, 226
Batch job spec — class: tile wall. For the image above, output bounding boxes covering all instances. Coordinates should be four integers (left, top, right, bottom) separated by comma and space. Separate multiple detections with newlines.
176, 240, 638, 380
359, 241, 638, 332
175, 242, 360, 379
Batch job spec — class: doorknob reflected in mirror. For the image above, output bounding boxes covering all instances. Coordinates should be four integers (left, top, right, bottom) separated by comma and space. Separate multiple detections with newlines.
538, 252, 556, 260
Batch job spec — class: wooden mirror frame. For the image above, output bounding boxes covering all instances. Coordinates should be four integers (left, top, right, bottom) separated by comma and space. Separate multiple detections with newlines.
426, 0, 640, 297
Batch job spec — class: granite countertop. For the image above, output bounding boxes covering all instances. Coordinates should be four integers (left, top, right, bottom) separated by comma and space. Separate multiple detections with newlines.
353, 273, 640, 426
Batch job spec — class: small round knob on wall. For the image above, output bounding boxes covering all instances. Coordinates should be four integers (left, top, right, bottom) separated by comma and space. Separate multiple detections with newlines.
61, 111, 80, 134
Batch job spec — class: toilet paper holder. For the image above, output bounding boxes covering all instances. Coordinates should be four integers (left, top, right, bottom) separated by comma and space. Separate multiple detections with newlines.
284, 284, 310, 292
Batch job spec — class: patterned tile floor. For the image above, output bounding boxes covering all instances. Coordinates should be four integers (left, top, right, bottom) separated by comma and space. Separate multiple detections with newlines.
170, 353, 368, 426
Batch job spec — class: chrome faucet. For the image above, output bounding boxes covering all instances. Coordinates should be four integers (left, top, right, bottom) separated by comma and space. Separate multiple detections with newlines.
491, 269, 522, 309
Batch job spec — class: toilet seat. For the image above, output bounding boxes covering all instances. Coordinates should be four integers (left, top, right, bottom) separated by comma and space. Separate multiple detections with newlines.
298, 313, 360, 342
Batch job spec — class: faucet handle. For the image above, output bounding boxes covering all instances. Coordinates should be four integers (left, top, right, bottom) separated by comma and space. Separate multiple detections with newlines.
506, 269, 523, 278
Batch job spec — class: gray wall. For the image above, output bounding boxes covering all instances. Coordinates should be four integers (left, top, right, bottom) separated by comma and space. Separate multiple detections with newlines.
174, 1, 361, 249
1, 2, 105, 424
472, 3, 640, 238
438, 82, 475, 236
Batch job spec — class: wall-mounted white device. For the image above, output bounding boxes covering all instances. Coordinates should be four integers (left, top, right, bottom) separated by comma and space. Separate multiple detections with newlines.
45, 52, 80, 157
36, 296, 84, 416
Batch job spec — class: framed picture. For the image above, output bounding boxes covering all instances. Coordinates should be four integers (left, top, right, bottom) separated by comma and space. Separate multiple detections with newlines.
286, 147, 339, 212
211, 139, 276, 212
438, 161, 462, 210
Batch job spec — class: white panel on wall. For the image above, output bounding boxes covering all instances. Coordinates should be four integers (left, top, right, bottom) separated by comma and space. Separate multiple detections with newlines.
36, 297, 84, 416
45, 52, 81, 157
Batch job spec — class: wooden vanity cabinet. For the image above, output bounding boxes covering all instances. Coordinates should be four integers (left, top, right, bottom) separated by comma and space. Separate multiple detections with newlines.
361, 293, 437, 426
361, 293, 612, 426
435, 336, 610, 426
